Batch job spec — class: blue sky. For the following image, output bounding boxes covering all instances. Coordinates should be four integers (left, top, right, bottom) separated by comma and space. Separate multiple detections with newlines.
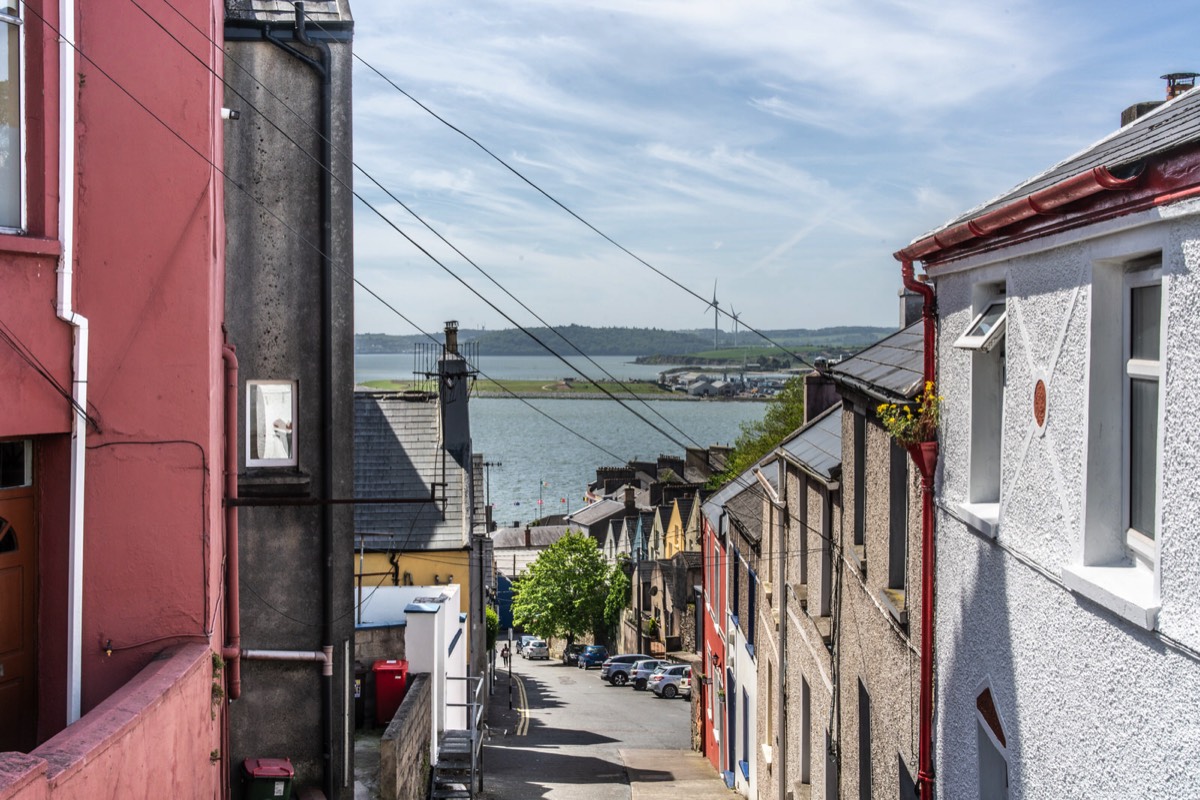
350, 1, 1197, 338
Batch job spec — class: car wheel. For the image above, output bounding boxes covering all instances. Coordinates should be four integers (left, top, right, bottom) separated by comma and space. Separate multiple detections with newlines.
611, 672, 628, 686
634, 679, 646, 691
663, 684, 677, 699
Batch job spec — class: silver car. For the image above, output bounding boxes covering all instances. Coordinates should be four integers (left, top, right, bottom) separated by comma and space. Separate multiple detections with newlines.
630, 659, 668, 691
523, 639, 549, 660
649, 664, 692, 699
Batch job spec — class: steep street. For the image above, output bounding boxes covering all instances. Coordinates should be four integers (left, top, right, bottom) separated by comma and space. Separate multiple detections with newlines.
481, 654, 727, 799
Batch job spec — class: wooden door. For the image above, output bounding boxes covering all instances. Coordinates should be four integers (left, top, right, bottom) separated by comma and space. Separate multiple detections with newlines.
0, 487, 36, 751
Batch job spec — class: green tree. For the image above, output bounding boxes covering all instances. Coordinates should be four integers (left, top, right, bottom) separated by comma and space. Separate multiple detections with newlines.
604, 562, 631, 629
485, 606, 499, 652
713, 374, 807, 484
511, 531, 613, 647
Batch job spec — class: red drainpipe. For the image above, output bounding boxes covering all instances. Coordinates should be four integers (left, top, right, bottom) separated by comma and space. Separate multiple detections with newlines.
221, 344, 242, 701
901, 260, 937, 797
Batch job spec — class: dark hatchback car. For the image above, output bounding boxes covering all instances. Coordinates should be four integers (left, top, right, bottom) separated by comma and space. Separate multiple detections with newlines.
562, 643, 585, 665
577, 645, 609, 669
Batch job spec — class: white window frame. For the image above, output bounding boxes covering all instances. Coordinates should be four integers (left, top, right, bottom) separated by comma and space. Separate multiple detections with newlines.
1122, 267, 1163, 568
0, 438, 32, 488
955, 296, 1008, 352
246, 380, 298, 467
0, 3, 25, 233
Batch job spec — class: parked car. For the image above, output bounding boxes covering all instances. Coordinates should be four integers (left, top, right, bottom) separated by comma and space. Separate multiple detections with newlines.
600, 654, 652, 686
630, 659, 668, 691
649, 664, 692, 699
523, 640, 549, 660
562, 643, 585, 665
577, 645, 609, 670
516, 635, 537, 655
678, 674, 692, 700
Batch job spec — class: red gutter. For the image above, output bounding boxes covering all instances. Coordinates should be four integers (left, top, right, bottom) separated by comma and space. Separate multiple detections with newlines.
895, 165, 1141, 263
221, 344, 242, 701
901, 261, 937, 798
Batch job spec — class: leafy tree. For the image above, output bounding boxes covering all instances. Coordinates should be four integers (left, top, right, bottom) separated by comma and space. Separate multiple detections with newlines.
712, 374, 807, 484
485, 606, 499, 652
511, 531, 613, 646
604, 563, 631, 629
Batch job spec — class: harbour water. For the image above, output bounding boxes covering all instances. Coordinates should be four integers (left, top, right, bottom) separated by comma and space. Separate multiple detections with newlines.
355, 354, 766, 526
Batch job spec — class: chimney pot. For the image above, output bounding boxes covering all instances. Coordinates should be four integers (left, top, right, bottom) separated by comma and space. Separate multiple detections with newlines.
444, 321, 459, 355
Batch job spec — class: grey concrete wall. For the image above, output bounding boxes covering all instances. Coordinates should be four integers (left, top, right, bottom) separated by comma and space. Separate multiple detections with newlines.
223, 16, 357, 799
380, 673, 432, 800
356, 624, 406, 666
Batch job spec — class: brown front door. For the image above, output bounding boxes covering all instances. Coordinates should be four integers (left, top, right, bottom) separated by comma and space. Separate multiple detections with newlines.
0, 486, 36, 751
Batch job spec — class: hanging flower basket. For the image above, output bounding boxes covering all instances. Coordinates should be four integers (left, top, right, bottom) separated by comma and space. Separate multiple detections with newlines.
906, 440, 939, 482
877, 381, 942, 447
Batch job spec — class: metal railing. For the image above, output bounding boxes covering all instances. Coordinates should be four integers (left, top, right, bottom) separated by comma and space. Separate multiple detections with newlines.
446, 674, 485, 795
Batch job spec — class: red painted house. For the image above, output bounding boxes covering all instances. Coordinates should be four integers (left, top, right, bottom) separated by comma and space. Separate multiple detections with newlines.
0, 0, 228, 797
699, 498, 727, 777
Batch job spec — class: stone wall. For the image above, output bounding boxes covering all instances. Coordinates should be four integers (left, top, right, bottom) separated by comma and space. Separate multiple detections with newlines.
379, 673, 431, 800
356, 623, 407, 666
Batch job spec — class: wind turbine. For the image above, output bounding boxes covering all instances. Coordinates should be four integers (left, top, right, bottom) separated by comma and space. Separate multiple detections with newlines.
730, 305, 740, 350
708, 279, 720, 350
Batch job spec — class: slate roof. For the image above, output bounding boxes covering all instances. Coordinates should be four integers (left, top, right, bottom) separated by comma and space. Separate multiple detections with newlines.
916, 86, 1200, 241
778, 402, 843, 481
354, 391, 471, 551
490, 525, 570, 549
568, 498, 623, 527
226, 0, 349, 22
828, 321, 924, 402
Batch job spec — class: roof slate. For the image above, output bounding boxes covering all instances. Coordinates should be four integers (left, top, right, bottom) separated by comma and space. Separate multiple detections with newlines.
779, 402, 843, 480
828, 321, 924, 402
354, 392, 470, 550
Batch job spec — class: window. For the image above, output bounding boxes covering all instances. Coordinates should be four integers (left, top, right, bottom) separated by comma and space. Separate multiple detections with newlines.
955, 298, 1007, 351
957, 286, 1006, 534
1124, 271, 1161, 563
747, 567, 756, 653
884, 440, 909, 624
247, 380, 297, 467
0, 439, 31, 488
1067, 254, 1162, 629
0, 3, 22, 231
852, 411, 866, 568
859, 680, 872, 800
800, 677, 811, 785
976, 686, 1009, 800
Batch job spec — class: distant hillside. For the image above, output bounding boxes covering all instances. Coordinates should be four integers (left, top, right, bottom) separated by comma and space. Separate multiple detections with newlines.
355, 324, 894, 356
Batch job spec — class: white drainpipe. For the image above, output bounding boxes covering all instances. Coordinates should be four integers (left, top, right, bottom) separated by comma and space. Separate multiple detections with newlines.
57, 0, 87, 725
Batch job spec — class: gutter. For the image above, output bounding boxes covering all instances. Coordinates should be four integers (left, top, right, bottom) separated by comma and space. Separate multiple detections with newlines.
894, 163, 1143, 264
57, 0, 89, 726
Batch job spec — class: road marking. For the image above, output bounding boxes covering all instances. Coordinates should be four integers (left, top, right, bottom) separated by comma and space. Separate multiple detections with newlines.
514, 675, 530, 736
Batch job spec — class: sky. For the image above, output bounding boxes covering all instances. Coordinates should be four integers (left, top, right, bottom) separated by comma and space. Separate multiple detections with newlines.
349, 1, 1198, 339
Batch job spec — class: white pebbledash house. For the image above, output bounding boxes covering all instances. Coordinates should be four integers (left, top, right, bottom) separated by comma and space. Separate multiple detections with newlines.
897, 79, 1200, 799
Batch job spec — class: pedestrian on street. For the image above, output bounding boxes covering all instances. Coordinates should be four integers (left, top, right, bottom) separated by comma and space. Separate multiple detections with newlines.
501, 645, 511, 668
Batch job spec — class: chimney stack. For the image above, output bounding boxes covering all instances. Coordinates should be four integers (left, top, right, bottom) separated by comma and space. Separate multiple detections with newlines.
439, 321, 471, 464
1121, 72, 1198, 127
624, 485, 635, 511
524, 526, 531, 548
445, 320, 459, 354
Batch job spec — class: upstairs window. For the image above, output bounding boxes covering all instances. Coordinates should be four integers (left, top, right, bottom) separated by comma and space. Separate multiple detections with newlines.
1125, 269, 1162, 563
247, 380, 297, 467
956, 286, 1006, 531
0, 3, 21, 231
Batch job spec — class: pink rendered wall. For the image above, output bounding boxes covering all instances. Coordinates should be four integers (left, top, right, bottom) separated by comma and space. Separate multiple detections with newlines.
69, 0, 227, 719
701, 517, 726, 773
0, 644, 219, 800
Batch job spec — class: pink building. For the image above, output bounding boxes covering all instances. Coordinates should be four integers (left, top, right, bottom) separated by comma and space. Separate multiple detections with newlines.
1, 0, 228, 797
699, 505, 727, 777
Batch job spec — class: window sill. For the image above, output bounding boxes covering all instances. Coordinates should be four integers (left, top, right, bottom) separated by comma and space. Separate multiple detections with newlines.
849, 544, 866, 574
0, 234, 61, 258
238, 468, 312, 498
1061, 562, 1159, 630
738, 760, 750, 780
761, 743, 772, 765
957, 502, 999, 539
880, 587, 908, 626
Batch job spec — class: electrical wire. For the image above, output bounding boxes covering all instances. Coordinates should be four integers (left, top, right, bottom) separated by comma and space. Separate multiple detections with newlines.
140, 0, 704, 453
